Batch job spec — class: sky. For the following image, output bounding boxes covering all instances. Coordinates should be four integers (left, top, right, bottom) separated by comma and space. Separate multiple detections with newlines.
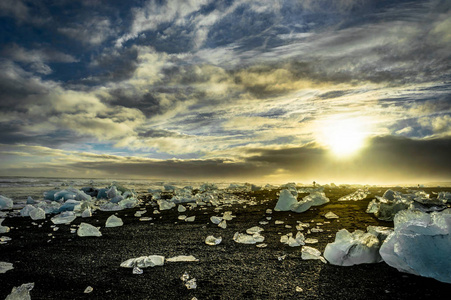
0, 0, 450, 185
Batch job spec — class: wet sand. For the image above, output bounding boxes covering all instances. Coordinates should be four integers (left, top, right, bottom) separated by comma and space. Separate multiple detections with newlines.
1, 187, 451, 299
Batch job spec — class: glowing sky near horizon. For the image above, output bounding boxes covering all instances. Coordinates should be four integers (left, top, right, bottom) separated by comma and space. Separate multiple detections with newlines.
0, 0, 450, 184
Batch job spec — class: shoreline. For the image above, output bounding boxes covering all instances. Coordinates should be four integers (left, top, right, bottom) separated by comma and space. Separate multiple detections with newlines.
1, 187, 451, 299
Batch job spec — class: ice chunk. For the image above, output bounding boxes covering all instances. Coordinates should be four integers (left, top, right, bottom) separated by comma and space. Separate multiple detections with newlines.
84, 286, 93, 293
120, 255, 165, 268
0, 195, 13, 210
178, 205, 187, 212
301, 246, 327, 263
81, 207, 92, 218
305, 238, 318, 244
246, 226, 264, 235
324, 211, 339, 219
366, 226, 393, 242
222, 211, 235, 221
29, 207, 45, 220
51, 212, 76, 224
205, 235, 222, 245
105, 215, 123, 227
0, 261, 14, 273
324, 229, 383, 266
166, 255, 199, 262
26, 196, 37, 204
218, 220, 227, 229
302, 192, 329, 206
210, 216, 223, 224
20, 205, 35, 217
5, 283, 34, 300
437, 191, 451, 203
184, 216, 195, 222
158, 200, 176, 211
77, 223, 102, 237
274, 189, 298, 211
233, 232, 265, 244
379, 209, 451, 283
338, 189, 369, 201
185, 278, 197, 289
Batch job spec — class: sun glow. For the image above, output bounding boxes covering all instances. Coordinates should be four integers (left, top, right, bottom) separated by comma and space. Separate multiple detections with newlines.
317, 117, 369, 157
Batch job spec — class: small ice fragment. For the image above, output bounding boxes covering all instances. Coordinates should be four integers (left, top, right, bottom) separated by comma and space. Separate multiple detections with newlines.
106, 215, 123, 227
256, 243, 267, 248
324, 211, 339, 219
139, 217, 152, 221
205, 235, 222, 245
246, 226, 264, 235
77, 223, 102, 237
275, 220, 284, 225
121, 255, 165, 268
70, 228, 76, 234
218, 220, 227, 229
84, 286, 94, 293
133, 267, 143, 274
5, 282, 34, 300
266, 209, 272, 214
166, 255, 199, 262
180, 271, 190, 281
278, 255, 287, 261
53, 227, 59, 232
285, 225, 292, 229
210, 216, 223, 224
0, 261, 14, 273
178, 215, 187, 220
1, 236, 12, 243
301, 246, 327, 263
153, 210, 160, 214
185, 216, 195, 222
185, 278, 197, 289
311, 228, 323, 233
178, 205, 186, 212
296, 286, 303, 292
0, 219, 10, 233
259, 221, 269, 225
305, 238, 319, 244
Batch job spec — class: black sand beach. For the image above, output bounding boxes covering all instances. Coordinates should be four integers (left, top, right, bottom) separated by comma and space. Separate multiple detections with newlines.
1, 187, 451, 299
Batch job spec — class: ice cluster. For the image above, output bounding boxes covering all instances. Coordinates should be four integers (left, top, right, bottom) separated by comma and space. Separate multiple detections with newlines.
338, 189, 369, 201
367, 189, 448, 221
233, 231, 265, 244
380, 209, 451, 283
280, 232, 305, 247
274, 189, 329, 213
324, 226, 392, 266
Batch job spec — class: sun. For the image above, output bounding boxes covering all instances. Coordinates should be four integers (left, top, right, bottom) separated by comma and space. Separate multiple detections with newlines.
317, 117, 369, 157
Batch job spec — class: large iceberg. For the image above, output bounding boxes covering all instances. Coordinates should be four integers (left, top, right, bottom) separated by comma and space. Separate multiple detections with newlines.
379, 209, 451, 283
324, 227, 390, 266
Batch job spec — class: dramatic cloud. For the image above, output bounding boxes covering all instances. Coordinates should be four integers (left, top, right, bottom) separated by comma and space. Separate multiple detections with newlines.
0, 0, 450, 183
